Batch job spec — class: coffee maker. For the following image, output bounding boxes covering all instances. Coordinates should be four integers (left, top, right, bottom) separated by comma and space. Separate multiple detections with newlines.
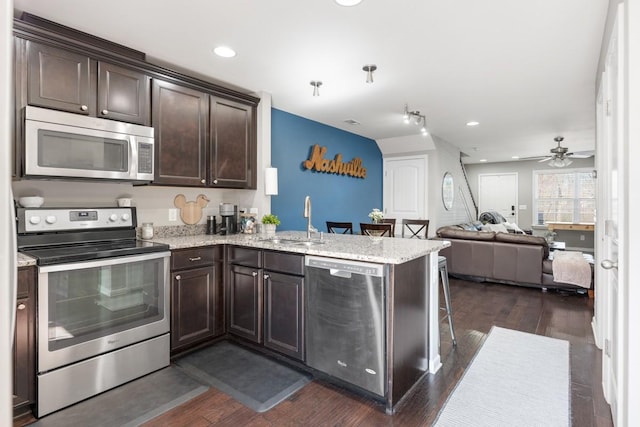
219, 203, 238, 235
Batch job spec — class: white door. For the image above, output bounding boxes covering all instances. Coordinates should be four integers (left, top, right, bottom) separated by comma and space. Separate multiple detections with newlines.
598, 4, 623, 422
383, 155, 427, 223
478, 173, 518, 223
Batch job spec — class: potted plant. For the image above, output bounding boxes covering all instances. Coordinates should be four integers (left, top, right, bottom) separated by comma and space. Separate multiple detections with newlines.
261, 213, 281, 235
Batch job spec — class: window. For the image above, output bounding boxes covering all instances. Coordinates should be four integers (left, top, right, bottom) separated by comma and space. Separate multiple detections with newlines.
533, 169, 595, 224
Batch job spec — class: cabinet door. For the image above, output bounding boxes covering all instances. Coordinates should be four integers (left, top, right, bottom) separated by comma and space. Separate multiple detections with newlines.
27, 41, 95, 115
152, 79, 208, 186
209, 96, 256, 189
14, 267, 35, 416
263, 271, 304, 360
228, 264, 262, 343
171, 266, 217, 352
97, 62, 150, 125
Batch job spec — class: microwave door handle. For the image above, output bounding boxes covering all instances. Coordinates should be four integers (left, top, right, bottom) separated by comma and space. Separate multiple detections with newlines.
129, 137, 137, 179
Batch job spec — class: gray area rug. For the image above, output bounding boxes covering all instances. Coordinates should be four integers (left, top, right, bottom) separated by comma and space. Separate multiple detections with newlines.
33, 366, 209, 427
175, 340, 311, 412
434, 326, 570, 427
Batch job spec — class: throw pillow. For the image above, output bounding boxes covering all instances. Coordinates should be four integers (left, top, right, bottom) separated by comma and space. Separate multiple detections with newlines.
504, 222, 525, 234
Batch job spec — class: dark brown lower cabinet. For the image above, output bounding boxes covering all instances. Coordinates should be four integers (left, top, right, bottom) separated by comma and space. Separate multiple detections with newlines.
263, 271, 304, 360
227, 246, 305, 361
14, 266, 36, 418
228, 264, 263, 343
170, 247, 223, 355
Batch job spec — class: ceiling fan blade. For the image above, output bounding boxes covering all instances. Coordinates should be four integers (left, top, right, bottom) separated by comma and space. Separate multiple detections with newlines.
538, 157, 552, 163
568, 150, 594, 159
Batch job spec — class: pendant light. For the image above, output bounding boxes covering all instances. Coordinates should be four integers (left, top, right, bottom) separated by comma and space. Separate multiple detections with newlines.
310, 81, 322, 96
362, 64, 377, 83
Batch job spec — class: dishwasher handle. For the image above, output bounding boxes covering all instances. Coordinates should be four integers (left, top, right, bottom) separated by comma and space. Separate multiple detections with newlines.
305, 255, 384, 277
330, 269, 352, 278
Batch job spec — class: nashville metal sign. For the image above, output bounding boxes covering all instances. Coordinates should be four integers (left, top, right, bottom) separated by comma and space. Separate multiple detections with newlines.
302, 144, 367, 178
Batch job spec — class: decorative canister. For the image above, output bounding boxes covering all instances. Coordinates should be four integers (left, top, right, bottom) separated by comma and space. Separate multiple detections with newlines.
141, 222, 154, 239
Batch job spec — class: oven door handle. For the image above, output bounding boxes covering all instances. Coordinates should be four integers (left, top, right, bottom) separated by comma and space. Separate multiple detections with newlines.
38, 251, 171, 273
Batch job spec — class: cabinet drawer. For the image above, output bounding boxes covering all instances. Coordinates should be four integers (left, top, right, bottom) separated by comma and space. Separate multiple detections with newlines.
228, 246, 262, 268
263, 251, 304, 276
172, 246, 219, 270
17, 267, 34, 299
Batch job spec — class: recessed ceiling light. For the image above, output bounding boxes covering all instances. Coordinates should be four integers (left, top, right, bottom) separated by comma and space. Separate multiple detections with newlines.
213, 46, 236, 58
466, 121, 480, 126
512, 156, 520, 159
479, 159, 487, 162
335, 0, 363, 6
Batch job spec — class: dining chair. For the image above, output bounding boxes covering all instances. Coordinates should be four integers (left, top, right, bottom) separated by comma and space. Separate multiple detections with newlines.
380, 218, 396, 237
360, 223, 393, 237
326, 221, 353, 234
401, 219, 430, 239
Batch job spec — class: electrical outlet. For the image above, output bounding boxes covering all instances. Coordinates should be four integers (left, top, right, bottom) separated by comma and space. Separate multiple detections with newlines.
169, 208, 178, 221
580, 234, 585, 241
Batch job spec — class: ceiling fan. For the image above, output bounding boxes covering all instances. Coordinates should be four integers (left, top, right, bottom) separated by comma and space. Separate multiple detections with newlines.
523, 136, 593, 167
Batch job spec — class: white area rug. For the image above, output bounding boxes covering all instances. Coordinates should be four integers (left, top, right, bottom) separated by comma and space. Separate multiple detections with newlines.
434, 326, 570, 427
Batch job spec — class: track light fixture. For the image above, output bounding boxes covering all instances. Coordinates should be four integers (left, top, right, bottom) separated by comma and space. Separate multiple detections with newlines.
310, 81, 322, 96
403, 104, 428, 136
362, 64, 377, 83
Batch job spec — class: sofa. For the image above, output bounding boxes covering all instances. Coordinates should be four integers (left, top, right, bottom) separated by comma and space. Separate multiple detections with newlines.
436, 221, 592, 292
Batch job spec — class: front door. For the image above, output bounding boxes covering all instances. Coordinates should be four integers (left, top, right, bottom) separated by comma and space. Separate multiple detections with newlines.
478, 173, 518, 224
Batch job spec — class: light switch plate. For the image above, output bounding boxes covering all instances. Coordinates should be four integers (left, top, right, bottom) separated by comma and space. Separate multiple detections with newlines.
169, 208, 178, 221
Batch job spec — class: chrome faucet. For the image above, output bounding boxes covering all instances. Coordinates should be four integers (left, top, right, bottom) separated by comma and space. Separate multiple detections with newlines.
304, 195, 314, 240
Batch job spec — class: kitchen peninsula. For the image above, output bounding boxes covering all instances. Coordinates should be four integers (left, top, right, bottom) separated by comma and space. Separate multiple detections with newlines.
155, 230, 450, 413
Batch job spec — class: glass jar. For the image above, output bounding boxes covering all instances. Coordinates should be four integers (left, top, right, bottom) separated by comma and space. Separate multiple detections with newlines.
141, 222, 154, 240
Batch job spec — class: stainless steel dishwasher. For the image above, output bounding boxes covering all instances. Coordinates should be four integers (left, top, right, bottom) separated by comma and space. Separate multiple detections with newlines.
305, 255, 386, 397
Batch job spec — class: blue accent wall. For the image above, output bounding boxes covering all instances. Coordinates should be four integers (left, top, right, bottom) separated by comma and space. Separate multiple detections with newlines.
271, 108, 382, 233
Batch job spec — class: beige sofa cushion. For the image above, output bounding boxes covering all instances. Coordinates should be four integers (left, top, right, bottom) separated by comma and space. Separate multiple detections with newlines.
495, 232, 549, 258
437, 227, 496, 241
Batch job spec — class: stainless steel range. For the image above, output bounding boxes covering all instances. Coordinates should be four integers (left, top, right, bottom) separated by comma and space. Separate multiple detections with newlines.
17, 206, 171, 417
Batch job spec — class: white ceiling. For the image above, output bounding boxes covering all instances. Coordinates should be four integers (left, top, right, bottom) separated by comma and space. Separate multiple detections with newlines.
13, 0, 609, 164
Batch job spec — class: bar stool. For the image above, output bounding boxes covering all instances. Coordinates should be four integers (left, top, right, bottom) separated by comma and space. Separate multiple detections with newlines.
438, 256, 457, 346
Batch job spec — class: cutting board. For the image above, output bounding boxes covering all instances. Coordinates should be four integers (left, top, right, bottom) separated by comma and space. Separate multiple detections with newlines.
174, 194, 209, 225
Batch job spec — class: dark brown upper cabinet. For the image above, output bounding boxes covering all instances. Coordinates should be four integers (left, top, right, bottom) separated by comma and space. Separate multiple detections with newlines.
152, 81, 257, 189
26, 41, 150, 125
210, 96, 256, 189
27, 41, 95, 116
152, 79, 209, 187
97, 62, 150, 125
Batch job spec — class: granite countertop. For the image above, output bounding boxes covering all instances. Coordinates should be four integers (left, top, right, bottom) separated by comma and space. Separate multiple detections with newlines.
18, 252, 37, 267
152, 231, 450, 265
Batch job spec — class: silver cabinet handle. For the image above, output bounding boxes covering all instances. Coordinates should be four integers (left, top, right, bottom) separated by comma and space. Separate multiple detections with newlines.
17, 303, 26, 311
80, 105, 88, 111
101, 109, 109, 115
213, 179, 218, 184
175, 275, 181, 280
189, 256, 202, 262
263, 274, 270, 280
252, 271, 258, 277
201, 179, 206, 184
601, 259, 618, 270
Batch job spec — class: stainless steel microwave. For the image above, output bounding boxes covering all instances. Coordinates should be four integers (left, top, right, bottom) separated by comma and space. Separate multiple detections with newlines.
24, 106, 155, 182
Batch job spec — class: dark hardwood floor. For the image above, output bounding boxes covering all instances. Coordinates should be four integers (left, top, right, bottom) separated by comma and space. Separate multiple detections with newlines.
15, 278, 613, 426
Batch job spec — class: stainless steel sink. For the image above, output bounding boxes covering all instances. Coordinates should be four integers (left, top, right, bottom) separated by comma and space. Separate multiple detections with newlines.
259, 237, 325, 246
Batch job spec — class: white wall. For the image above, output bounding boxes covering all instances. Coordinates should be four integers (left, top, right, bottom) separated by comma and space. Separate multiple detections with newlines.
376, 133, 476, 236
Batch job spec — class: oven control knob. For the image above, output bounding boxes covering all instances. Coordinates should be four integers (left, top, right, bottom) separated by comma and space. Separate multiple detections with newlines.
45, 215, 57, 224
109, 214, 118, 222
121, 213, 130, 221
29, 216, 41, 225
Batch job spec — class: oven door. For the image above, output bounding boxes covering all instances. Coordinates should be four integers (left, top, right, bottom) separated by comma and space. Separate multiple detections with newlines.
37, 251, 170, 373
